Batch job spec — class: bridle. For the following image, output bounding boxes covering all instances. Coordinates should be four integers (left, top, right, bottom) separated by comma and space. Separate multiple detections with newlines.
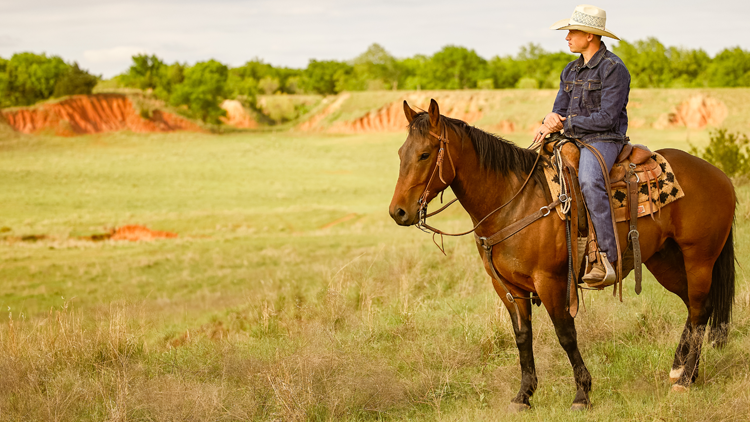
415, 122, 456, 234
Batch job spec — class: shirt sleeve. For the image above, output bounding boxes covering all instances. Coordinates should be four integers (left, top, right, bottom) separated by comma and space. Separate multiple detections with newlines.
551, 71, 569, 117
564, 61, 630, 136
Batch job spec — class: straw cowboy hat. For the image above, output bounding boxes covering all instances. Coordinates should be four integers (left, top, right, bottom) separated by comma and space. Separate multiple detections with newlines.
550, 4, 620, 40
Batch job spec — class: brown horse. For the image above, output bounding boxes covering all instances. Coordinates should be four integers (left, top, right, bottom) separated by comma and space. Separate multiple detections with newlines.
389, 99, 736, 410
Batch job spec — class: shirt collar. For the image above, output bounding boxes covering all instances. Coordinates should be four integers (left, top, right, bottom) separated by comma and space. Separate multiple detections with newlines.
575, 41, 607, 70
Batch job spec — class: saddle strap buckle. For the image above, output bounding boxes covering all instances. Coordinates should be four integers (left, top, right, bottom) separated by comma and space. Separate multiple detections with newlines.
477, 236, 492, 251
628, 229, 640, 240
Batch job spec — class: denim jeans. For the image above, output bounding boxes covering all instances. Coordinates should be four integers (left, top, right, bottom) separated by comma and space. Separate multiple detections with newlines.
578, 141, 623, 262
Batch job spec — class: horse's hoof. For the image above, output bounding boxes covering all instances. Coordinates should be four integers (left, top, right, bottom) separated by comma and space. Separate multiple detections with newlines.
671, 384, 689, 393
508, 402, 530, 412
669, 366, 684, 384
570, 402, 591, 411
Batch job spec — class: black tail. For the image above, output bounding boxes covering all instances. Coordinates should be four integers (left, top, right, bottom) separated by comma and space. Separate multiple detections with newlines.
708, 225, 736, 348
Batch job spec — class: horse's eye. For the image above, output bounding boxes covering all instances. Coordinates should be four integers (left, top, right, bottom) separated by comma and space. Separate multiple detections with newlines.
419, 153, 430, 161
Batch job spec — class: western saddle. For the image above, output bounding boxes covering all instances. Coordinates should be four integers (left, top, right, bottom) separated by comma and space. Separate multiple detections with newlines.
543, 135, 657, 310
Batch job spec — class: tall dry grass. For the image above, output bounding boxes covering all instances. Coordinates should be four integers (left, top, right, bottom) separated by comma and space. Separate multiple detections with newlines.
0, 236, 748, 421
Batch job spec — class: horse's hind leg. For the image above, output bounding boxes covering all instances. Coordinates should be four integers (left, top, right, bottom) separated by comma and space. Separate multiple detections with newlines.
649, 240, 716, 391
669, 318, 692, 383
644, 240, 692, 384
673, 258, 714, 391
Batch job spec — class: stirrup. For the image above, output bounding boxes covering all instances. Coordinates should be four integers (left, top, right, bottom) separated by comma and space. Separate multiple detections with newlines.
583, 252, 616, 289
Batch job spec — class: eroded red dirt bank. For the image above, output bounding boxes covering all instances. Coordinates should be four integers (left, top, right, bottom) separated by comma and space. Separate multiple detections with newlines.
1, 94, 202, 136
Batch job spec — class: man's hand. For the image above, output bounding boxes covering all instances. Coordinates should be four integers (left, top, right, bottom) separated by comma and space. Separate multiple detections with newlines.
532, 113, 566, 148
543, 112, 566, 132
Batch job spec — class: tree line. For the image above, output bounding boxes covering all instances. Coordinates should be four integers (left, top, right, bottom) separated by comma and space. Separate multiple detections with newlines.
0, 53, 98, 108
1, 38, 749, 123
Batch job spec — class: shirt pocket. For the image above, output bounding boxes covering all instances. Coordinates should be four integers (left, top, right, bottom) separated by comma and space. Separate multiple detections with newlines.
564, 82, 574, 92
583, 80, 602, 110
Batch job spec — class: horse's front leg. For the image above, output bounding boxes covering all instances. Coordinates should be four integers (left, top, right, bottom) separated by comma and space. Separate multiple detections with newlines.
537, 277, 592, 410
493, 278, 537, 411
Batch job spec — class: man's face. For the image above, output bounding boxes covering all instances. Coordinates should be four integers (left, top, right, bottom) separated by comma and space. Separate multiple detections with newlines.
566, 30, 590, 54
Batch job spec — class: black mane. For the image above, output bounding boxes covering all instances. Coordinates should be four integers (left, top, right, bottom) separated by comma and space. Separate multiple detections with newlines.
408, 112, 545, 182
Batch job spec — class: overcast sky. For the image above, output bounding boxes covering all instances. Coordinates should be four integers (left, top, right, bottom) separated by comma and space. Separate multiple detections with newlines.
1, 0, 748, 78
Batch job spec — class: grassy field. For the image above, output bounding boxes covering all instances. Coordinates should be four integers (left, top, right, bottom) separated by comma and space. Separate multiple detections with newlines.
1, 122, 749, 421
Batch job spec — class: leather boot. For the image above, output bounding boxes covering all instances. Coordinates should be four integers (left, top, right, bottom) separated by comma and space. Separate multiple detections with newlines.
582, 258, 617, 288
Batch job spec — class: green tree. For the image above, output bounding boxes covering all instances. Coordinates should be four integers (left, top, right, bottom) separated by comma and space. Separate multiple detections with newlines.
487, 55, 523, 89
170, 60, 228, 124
352, 43, 399, 90
397, 55, 429, 90
666, 47, 710, 87
122, 54, 165, 90
425, 46, 487, 89
0, 57, 8, 107
119, 55, 187, 100
514, 43, 575, 88
613, 38, 672, 87
3, 52, 68, 106
301, 60, 353, 94
230, 59, 302, 95
227, 71, 259, 105
705, 47, 750, 87
52, 63, 99, 97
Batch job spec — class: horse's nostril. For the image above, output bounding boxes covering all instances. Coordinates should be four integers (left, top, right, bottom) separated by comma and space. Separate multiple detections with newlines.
396, 208, 406, 217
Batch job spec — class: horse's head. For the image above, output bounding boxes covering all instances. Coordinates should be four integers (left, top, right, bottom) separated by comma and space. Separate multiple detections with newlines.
389, 99, 458, 226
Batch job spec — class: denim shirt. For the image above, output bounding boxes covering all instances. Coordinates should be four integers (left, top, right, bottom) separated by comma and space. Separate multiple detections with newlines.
552, 42, 630, 143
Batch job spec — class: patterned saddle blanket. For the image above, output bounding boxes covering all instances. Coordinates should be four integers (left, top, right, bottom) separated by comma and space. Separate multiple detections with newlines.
543, 147, 685, 223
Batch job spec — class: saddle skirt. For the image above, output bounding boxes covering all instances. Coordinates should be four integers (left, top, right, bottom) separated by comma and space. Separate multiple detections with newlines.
543, 139, 685, 223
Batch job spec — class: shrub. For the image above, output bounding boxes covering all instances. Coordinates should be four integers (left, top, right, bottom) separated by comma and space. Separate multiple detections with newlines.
476, 78, 494, 90
170, 60, 228, 124
52, 63, 99, 97
690, 129, 750, 178
258, 76, 280, 95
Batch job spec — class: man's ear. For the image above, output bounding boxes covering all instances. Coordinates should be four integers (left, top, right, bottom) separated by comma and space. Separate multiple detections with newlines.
428, 99, 440, 128
403, 100, 417, 124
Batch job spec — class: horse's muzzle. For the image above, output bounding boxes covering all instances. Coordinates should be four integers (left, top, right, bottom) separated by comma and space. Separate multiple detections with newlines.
389, 204, 416, 226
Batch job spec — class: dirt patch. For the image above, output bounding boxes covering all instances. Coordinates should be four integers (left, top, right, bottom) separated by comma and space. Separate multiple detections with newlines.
328, 101, 406, 133
110, 225, 178, 241
82, 225, 178, 242
0, 233, 49, 243
219, 100, 257, 128
1, 94, 203, 136
654, 94, 728, 129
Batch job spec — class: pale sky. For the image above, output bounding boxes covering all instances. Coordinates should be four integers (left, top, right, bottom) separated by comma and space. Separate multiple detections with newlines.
1, 0, 748, 78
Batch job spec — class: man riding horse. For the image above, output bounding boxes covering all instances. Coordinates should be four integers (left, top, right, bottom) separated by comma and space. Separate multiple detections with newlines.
532, 4, 629, 287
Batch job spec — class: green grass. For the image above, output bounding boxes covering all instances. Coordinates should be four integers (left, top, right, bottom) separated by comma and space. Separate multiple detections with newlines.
0, 125, 748, 421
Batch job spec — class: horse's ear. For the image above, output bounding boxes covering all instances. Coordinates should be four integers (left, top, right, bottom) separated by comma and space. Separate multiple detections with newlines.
403, 100, 417, 124
428, 99, 440, 128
